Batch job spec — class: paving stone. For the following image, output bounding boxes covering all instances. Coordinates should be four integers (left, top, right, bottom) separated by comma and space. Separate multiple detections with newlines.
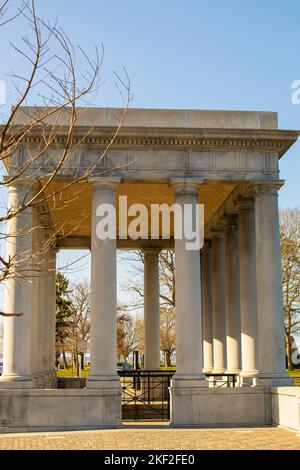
0, 426, 299, 450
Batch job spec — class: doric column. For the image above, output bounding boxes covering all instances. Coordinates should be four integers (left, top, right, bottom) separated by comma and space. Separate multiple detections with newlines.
44, 244, 57, 386
29, 215, 56, 388
211, 234, 227, 374
253, 182, 292, 386
201, 241, 213, 374
238, 199, 258, 380
0, 180, 35, 388
143, 248, 161, 370
36, 223, 47, 384
29, 212, 42, 386
223, 217, 241, 374
87, 177, 121, 389
171, 180, 206, 386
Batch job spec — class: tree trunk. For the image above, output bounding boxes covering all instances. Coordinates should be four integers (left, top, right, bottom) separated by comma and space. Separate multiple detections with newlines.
55, 352, 60, 369
288, 335, 294, 370
285, 325, 294, 371
76, 354, 80, 377
80, 352, 85, 370
164, 351, 171, 367
62, 350, 69, 369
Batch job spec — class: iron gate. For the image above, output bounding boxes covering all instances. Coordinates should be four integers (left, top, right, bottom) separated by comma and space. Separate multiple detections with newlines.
118, 369, 174, 421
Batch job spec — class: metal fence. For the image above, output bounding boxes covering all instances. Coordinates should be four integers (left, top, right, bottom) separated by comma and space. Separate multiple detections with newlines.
118, 369, 174, 421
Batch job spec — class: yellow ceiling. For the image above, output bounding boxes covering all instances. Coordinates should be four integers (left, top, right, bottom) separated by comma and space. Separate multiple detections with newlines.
42, 180, 236, 239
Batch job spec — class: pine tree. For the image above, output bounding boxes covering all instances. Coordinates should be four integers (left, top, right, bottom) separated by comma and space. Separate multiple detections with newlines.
55, 272, 73, 369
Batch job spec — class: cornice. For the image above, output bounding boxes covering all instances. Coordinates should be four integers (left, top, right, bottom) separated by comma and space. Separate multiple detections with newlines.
4, 126, 299, 158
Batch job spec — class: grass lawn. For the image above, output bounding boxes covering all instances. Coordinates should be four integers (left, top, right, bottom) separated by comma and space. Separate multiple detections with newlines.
56, 366, 176, 378
56, 367, 300, 386
56, 367, 90, 378
288, 369, 300, 386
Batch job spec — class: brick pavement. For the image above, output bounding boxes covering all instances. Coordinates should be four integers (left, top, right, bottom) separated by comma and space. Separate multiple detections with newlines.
0, 425, 299, 450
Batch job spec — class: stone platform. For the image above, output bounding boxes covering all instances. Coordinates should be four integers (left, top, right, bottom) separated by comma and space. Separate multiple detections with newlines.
0, 386, 299, 433
0, 388, 121, 433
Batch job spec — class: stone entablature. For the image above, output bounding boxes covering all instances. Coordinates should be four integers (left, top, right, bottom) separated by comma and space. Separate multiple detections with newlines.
5, 108, 298, 182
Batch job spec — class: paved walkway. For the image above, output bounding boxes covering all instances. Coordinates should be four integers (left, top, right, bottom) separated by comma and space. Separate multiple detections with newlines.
0, 426, 299, 450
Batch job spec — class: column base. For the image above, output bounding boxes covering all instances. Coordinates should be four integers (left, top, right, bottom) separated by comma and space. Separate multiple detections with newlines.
240, 370, 258, 378
170, 375, 208, 426
0, 374, 36, 389
202, 367, 213, 374
225, 369, 241, 374
87, 374, 121, 389
171, 373, 208, 388
240, 377, 256, 387
211, 368, 226, 374
32, 370, 57, 389
42, 369, 57, 389
256, 372, 293, 387
240, 371, 258, 387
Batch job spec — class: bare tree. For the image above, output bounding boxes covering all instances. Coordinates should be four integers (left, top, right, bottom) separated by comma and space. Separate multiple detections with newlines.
160, 307, 175, 367
0, 0, 131, 316
120, 250, 176, 365
66, 281, 91, 373
118, 314, 142, 362
117, 311, 130, 361
121, 249, 175, 310
280, 208, 300, 370
159, 250, 175, 308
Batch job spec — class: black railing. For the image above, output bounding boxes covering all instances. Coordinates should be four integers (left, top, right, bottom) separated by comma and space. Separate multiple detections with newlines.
117, 369, 174, 421
205, 373, 237, 388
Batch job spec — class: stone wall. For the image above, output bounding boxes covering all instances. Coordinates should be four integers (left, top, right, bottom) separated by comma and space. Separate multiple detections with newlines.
271, 387, 300, 432
170, 387, 271, 427
0, 388, 121, 432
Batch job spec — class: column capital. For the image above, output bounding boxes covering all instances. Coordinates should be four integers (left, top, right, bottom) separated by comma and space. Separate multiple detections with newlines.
143, 247, 161, 256
44, 231, 57, 250
3, 175, 36, 187
170, 178, 204, 195
3, 176, 38, 196
203, 239, 212, 249
209, 229, 224, 239
235, 197, 255, 211
88, 176, 121, 191
219, 214, 238, 229
250, 180, 284, 196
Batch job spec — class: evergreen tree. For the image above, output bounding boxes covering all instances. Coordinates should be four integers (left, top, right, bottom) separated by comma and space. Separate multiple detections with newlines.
55, 272, 73, 369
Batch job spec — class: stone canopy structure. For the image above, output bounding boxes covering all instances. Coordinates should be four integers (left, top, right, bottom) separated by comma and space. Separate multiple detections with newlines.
0, 107, 299, 431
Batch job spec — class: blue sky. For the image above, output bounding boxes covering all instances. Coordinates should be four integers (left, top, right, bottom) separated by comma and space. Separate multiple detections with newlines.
0, 0, 300, 307
1, 0, 299, 204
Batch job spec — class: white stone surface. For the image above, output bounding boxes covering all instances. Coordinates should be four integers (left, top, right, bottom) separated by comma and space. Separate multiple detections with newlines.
171, 387, 271, 427
211, 236, 227, 374
44, 247, 57, 387
238, 201, 259, 378
254, 184, 292, 386
224, 220, 241, 374
12, 107, 279, 129
0, 181, 35, 388
201, 242, 214, 374
271, 387, 300, 432
171, 181, 206, 386
0, 389, 121, 431
143, 249, 161, 370
87, 178, 121, 390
